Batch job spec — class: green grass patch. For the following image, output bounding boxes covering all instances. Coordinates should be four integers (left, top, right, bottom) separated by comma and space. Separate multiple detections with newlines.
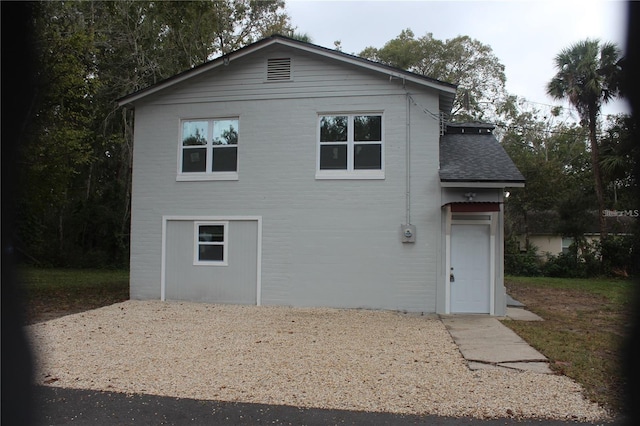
506, 275, 634, 304
504, 276, 634, 415
19, 267, 129, 324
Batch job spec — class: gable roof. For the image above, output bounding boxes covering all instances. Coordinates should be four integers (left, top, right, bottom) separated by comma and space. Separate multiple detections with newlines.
117, 35, 457, 112
439, 123, 525, 187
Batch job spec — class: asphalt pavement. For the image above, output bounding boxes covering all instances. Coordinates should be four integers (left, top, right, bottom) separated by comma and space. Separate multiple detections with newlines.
32, 386, 623, 426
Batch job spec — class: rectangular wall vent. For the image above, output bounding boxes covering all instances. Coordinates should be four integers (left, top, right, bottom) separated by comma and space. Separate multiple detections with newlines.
267, 58, 291, 81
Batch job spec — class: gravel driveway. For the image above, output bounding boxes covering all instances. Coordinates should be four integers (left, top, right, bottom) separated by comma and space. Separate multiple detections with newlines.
28, 301, 608, 421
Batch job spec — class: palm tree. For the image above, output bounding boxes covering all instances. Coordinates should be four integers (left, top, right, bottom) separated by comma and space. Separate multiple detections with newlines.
547, 39, 623, 237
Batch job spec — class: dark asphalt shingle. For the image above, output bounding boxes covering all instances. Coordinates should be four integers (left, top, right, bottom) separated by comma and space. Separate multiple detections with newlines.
440, 127, 525, 184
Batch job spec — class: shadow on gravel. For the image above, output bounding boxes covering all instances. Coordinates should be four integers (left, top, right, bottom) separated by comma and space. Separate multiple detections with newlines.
34, 386, 623, 426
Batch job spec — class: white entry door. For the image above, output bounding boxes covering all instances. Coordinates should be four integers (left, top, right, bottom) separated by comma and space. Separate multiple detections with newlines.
450, 224, 490, 313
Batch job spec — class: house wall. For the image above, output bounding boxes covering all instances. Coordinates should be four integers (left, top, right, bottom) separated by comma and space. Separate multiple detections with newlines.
522, 235, 562, 257
520, 235, 602, 258
129, 46, 443, 312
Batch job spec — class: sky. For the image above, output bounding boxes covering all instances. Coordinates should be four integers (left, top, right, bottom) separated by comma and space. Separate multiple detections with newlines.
285, 0, 631, 118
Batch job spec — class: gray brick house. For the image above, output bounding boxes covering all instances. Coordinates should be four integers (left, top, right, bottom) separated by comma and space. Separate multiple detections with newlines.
118, 35, 524, 315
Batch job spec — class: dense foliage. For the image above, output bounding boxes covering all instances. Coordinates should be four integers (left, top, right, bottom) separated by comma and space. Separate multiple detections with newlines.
359, 29, 509, 122
500, 39, 634, 277
17, 9, 635, 275
17, 1, 292, 268
361, 30, 634, 277
547, 39, 624, 238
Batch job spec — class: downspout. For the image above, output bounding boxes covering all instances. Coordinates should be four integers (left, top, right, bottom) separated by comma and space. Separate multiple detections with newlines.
406, 92, 411, 225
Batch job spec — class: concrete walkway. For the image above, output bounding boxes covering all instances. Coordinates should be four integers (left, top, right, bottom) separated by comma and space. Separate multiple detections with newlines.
440, 311, 553, 374
504, 306, 544, 321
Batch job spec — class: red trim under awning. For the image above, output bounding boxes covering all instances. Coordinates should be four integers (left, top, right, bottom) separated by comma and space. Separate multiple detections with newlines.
450, 203, 501, 213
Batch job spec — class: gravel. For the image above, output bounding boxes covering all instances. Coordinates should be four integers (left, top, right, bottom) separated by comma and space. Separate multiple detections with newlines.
28, 300, 609, 421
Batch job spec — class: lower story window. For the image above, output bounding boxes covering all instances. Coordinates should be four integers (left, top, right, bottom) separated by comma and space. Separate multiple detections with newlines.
561, 237, 574, 255
194, 222, 228, 265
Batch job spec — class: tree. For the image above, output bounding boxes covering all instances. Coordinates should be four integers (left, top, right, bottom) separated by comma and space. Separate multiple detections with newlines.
19, 1, 100, 264
501, 104, 591, 250
19, 1, 292, 267
287, 32, 313, 43
599, 114, 637, 208
359, 29, 510, 122
547, 39, 623, 237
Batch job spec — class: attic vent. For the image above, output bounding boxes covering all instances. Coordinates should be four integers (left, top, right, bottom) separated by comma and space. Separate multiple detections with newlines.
267, 58, 291, 81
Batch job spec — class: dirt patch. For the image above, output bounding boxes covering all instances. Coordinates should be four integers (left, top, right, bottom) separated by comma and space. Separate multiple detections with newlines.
26, 295, 129, 325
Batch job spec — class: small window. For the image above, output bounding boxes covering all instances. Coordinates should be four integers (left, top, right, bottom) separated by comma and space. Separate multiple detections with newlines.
562, 237, 574, 255
179, 118, 239, 180
317, 113, 384, 179
194, 222, 228, 265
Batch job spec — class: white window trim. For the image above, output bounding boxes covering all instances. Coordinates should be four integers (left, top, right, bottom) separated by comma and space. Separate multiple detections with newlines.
315, 113, 385, 180
177, 117, 239, 181
177, 172, 238, 182
193, 221, 229, 266
561, 237, 574, 254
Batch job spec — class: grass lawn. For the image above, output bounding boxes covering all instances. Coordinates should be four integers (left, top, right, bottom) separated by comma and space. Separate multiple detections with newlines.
504, 276, 635, 415
19, 267, 129, 324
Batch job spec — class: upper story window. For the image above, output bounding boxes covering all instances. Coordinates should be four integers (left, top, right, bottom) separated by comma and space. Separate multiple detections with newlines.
316, 113, 384, 179
178, 118, 239, 181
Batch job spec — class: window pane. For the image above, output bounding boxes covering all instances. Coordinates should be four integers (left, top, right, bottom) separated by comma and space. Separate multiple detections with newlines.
199, 244, 224, 262
320, 144, 347, 170
182, 121, 208, 146
199, 225, 224, 242
354, 144, 382, 169
354, 116, 382, 141
320, 116, 347, 142
212, 146, 238, 172
182, 147, 207, 172
213, 119, 239, 145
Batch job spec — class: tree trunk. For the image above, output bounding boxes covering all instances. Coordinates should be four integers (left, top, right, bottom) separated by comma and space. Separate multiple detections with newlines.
120, 108, 133, 245
523, 210, 530, 250
588, 106, 607, 238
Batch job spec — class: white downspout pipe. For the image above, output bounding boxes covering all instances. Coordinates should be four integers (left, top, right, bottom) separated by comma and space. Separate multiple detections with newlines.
406, 92, 411, 225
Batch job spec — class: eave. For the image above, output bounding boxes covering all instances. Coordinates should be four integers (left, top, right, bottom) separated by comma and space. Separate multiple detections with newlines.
440, 181, 525, 188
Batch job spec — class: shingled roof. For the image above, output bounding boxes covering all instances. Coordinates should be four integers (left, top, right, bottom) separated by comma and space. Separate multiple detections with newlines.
439, 123, 525, 186
511, 210, 636, 235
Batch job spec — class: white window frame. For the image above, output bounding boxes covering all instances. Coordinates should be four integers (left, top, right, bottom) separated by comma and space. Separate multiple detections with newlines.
177, 118, 239, 181
315, 113, 385, 180
193, 221, 229, 266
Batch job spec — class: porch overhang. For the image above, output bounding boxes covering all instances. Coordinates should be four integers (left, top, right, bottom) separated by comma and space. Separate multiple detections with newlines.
448, 202, 501, 212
